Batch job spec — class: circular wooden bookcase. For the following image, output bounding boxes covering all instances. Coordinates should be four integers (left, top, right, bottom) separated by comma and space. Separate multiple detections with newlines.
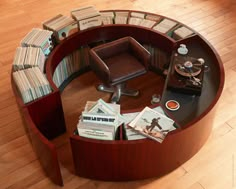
46, 11, 224, 181
11, 10, 224, 184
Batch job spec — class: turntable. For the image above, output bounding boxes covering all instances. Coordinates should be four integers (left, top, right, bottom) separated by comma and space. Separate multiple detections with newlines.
167, 52, 205, 95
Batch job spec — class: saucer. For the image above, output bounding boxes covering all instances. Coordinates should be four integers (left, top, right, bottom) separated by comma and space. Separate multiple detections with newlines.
165, 100, 180, 111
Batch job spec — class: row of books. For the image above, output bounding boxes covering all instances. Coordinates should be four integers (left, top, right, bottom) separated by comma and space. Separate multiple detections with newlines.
13, 28, 53, 73
129, 14, 194, 39
12, 6, 195, 104
52, 46, 90, 87
128, 11, 160, 28
12, 46, 46, 72
109, 11, 194, 40
41, 6, 195, 44
12, 67, 52, 104
12, 28, 55, 104
77, 99, 177, 143
42, 6, 102, 43
127, 12, 194, 39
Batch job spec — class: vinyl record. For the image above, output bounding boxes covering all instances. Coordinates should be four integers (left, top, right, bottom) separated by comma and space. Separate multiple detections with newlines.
174, 60, 202, 77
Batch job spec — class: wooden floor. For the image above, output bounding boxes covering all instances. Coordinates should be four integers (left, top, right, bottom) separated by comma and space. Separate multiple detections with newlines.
1, 0, 236, 188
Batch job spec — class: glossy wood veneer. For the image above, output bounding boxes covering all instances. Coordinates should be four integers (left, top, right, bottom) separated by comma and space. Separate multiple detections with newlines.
11, 11, 225, 183
45, 24, 224, 180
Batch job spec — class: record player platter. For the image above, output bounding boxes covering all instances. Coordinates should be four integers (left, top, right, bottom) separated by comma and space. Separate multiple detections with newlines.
174, 60, 202, 77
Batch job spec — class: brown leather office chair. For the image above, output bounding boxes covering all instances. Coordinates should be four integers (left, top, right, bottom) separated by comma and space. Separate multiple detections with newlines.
89, 36, 151, 103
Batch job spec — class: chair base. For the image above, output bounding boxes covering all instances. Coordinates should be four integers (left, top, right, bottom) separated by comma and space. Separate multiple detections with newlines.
97, 83, 139, 103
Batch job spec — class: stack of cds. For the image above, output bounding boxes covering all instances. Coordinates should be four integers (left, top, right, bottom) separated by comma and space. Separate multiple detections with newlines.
21, 28, 53, 56
153, 18, 178, 33
100, 12, 114, 25
12, 46, 46, 72
114, 11, 129, 24
43, 14, 78, 42
71, 6, 101, 30
12, 67, 52, 104
172, 26, 195, 40
128, 12, 157, 28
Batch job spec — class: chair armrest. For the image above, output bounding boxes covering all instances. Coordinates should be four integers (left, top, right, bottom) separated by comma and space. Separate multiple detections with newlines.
129, 37, 151, 69
89, 49, 110, 85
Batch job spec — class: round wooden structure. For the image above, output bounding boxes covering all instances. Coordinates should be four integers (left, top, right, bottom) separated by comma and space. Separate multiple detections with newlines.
12, 10, 225, 184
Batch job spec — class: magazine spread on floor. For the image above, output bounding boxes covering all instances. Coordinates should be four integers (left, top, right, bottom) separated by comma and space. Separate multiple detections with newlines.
128, 106, 176, 143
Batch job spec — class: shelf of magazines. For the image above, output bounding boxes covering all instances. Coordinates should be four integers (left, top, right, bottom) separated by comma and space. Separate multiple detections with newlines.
76, 98, 178, 143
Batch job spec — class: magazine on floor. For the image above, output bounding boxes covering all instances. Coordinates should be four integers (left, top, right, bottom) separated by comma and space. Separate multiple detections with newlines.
128, 106, 176, 143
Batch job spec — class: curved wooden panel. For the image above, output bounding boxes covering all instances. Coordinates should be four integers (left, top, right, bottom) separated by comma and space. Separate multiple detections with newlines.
11, 73, 66, 140
11, 9, 225, 182
162, 34, 225, 127
65, 20, 224, 180
26, 91, 66, 139
70, 105, 216, 181
46, 25, 175, 84
22, 108, 63, 186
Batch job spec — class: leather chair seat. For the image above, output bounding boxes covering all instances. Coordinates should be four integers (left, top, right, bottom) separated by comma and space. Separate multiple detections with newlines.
89, 36, 150, 103
106, 52, 147, 85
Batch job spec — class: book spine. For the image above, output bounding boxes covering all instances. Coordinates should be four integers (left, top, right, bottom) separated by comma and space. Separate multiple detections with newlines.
78, 128, 114, 140
78, 16, 102, 30
82, 112, 118, 126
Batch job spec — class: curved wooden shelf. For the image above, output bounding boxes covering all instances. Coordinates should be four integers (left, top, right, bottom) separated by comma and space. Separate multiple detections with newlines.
11, 9, 224, 184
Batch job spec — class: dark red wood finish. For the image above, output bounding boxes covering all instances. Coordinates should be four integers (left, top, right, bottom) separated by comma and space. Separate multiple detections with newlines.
46, 25, 175, 83
11, 72, 66, 140
22, 108, 64, 186
63, 27, 223, 180
11, 10, 225, 183
11, 75, 65, 186
70, 106, 215, 180
26, 91, 66, 139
